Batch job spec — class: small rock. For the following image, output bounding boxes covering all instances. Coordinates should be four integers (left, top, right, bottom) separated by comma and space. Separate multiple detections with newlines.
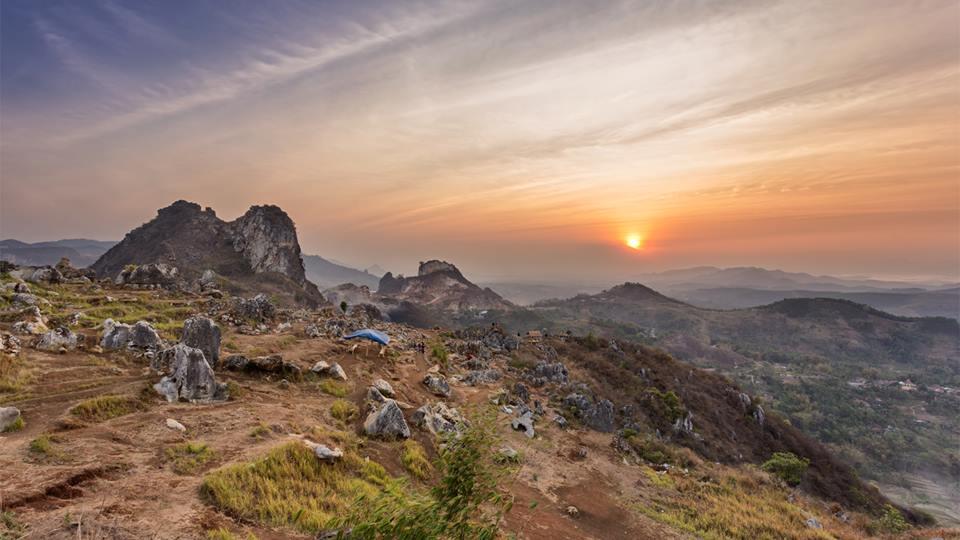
166, 418, 187, 432
422, 374, 451, 397
553, 414, 568, 429
511, 411, 535, 438
278, 379, 290, 389
372, 378, 395, 398
311, 360, 347, 380
363, 400, 410, 439
35, 327, 79, 352
566, 506, 579, 517
313, 444, 343, 461
804, 517, 822, 529
0, 407, 22, 432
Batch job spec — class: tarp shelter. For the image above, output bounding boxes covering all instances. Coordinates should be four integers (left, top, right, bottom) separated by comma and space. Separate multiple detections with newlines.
344, 329, 390, 346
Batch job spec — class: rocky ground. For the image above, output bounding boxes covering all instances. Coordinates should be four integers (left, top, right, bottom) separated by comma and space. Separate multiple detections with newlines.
1, 274, 957, 539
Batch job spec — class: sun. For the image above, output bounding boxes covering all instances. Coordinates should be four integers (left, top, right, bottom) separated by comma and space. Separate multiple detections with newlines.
626, 234, 643, 250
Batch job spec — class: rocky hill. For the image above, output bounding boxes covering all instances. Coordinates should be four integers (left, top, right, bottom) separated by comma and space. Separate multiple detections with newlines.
531, 285, 960, 524
0, 273, 945, 538
90, 201, 324, 306
377, 260, 513, 312
322, 260, 518, 327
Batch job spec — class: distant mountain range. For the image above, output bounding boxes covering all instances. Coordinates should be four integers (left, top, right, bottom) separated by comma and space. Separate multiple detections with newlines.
638, 265, 956, 292
0, 238, 116, 267
302, 254, 380, 290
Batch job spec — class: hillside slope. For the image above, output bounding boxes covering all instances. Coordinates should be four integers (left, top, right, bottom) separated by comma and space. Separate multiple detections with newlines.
1, 275, 944, 538
531, 284, 960, 524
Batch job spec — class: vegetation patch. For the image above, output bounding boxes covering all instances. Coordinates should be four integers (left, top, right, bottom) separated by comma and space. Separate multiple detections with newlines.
70, 394, 146, 423
333, 412, 513, 539
249, 423, 272, 439
318, 379, 349, 398
166, 441, 217, 475
207, 528, 257, 540
634, 465, 835, 540
761, 452, 810, 486
330, 399, 358, 422
400, 440, 432, 480
1, 510, 26, 538
430, 341, 449, 367
27, 433, 66, 462
0, 355, 32, 394
201, 442, 391, 534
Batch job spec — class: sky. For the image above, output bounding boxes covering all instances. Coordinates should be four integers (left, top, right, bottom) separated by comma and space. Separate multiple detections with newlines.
1, 0, 958, 283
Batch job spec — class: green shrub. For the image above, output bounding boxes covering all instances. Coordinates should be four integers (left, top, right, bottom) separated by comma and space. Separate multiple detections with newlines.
872, 504, 909, 534
250, 423, 272, 439
761, 452, 809, 486
29, 434, 54, 455
430, 342, 449, 367
330, 399, 358, 422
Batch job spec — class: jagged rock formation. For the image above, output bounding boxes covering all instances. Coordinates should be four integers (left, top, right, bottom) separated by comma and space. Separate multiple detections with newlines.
152, 343, 227, 402
376, 260, 512, 312
90, 201, 324, 306
180, 316, 221, 368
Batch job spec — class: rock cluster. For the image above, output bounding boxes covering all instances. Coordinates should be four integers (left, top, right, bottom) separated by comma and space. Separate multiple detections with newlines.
35, 327, 80, 352
311, 360, 347, 381
412, 402, 465, 436
100, 319, 162, 352
223, 354, 301, 377
563, 393, 616, 432
115, 263, 180, 289
232, 294, 276, 322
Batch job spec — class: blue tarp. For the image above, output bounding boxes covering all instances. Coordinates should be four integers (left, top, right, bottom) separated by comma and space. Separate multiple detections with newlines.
344, 328, 390, 346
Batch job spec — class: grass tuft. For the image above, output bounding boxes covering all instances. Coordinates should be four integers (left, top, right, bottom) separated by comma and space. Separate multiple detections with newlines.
330, 399, 358, 422
69, 394, 146, 423
318, 379, 349, 398
207, 528, 258, 540
166, 441, 217, 475
400, 440, 432, 480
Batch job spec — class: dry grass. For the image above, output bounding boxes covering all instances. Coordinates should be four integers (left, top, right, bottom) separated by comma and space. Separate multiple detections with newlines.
200, 442, 393, 534
318, 379, 349, 398
632, 464, 861, 540
0, 355, 32, 394
166, 441, 217, 475
206, 527, 258, 540
329, 399, 357, 422
400, 440, 432, 480
70, 394, 146, 422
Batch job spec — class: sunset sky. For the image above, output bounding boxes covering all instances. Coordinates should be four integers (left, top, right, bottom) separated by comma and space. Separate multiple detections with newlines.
1, 0, 958, 282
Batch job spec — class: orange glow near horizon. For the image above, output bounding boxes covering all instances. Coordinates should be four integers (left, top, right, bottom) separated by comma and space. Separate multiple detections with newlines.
626, 234, 643, 250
